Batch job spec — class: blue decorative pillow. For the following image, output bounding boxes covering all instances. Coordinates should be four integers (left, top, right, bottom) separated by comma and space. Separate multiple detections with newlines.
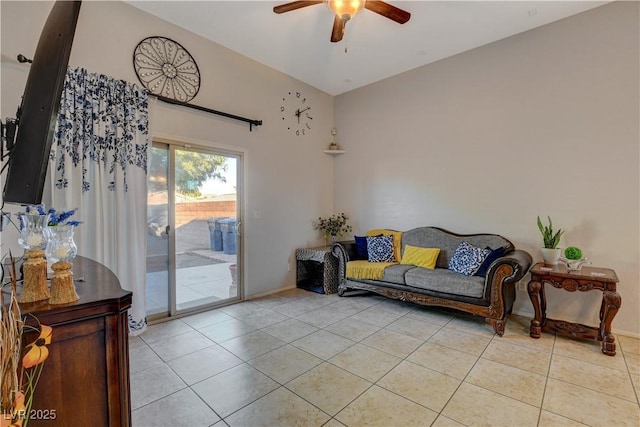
354, 235, 369, 260
448, 241, 491, 276
474, 246, 506, 277
367, 234, 396, 262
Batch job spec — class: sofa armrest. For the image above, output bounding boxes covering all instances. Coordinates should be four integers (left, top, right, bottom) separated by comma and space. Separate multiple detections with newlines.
486, 249, 532, 284
484, 249, 533, 314
332, 241, 356, 288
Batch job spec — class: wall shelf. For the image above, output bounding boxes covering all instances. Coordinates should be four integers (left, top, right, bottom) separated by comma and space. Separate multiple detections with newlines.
324, 149, 345, 155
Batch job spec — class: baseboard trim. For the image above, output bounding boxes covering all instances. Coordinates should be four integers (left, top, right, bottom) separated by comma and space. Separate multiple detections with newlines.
247, 284, 297, 301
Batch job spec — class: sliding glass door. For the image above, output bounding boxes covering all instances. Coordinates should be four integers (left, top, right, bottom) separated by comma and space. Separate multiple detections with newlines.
146, 141, 242, 319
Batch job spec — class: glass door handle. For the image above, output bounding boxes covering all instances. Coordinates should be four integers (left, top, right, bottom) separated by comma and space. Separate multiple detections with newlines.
165, 225, 170, 236
235, 221, 242, 238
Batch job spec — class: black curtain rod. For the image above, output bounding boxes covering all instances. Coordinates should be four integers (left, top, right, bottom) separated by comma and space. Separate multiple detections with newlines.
156, 95, 262, 132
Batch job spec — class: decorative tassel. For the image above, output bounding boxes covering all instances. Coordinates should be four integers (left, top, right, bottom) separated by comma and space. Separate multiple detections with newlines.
18, 249, 49, 303
48, 261, 79, 305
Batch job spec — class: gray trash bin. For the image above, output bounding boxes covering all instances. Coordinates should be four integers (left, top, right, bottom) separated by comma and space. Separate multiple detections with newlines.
207, 217, 227, 251
220, 218, 237, 255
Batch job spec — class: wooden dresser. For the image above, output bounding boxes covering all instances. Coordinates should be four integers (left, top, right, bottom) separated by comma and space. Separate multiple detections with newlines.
17, 256, 132, 426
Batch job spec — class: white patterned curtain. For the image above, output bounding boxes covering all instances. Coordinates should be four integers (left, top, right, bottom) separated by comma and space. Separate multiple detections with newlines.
49, 67, 149, 335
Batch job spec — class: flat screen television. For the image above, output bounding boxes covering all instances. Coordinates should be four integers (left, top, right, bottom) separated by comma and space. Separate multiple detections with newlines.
2, 1, 82, 205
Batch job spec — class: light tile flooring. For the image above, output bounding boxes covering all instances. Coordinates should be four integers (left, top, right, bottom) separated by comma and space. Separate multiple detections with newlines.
130, 288, 640, 427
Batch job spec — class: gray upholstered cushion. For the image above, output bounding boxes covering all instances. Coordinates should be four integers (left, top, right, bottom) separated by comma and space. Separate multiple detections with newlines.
401, 227, 512, 269
379, 264, 414, 285
404, 267, 486, 298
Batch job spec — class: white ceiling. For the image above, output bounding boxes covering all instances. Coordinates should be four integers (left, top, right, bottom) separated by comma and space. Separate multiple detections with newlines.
126, 1, 609, 96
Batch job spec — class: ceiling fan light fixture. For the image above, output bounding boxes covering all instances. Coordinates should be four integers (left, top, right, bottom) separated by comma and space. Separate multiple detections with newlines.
327, 0, 365, 21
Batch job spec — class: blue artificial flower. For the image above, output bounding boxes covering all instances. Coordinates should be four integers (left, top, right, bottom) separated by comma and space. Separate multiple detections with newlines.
24, 204, 47, 215
55, 209, 77, 224
18, 204, 81, 228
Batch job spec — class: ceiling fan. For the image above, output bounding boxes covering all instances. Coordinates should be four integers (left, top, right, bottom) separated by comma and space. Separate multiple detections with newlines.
273, 0, 411, 43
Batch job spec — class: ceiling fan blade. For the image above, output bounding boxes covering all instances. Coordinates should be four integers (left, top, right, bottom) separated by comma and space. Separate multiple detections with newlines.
364, 1, 411, 24
273, 1, 323, 14
330, 15, 345, 42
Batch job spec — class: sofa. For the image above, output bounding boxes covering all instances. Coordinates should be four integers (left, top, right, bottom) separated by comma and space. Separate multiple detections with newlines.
332, 226, 532, 335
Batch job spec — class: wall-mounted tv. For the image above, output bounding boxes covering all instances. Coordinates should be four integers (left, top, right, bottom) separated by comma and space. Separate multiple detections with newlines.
2, 1, 82, 205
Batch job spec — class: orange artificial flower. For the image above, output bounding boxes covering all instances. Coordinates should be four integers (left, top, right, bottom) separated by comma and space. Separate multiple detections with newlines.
22, 325, 52, 369
12, 392, 25, 413
1, 392, 25, 427
0, 414, 16, 427
0, 414, 22, 427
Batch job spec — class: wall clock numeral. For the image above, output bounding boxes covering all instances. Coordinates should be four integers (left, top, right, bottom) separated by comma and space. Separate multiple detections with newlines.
281, 90, 313, 137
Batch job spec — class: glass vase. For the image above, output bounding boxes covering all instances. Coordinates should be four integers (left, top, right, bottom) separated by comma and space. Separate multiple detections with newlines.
45, 225, 78, 263
17, 213, 50, 303
18, 213, 50, 250
45, 225, 79, 304
325, 233, 339, 246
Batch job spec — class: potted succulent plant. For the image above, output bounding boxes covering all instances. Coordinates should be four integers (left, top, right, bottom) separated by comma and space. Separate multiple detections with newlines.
537, 216, 564, 265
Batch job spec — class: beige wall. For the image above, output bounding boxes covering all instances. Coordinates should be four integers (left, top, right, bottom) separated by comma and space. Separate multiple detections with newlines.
334, 2, 639, 336
1, 1, 336, 297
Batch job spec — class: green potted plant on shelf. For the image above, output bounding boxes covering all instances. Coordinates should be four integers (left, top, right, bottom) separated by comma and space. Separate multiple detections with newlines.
537, 216, 564, 265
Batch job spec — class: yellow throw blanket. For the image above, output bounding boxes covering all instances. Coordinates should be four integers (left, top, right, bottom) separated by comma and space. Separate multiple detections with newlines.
346, 260, 396, 280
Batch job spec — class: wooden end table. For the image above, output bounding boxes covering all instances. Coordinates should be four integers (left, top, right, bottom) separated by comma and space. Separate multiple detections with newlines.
527, 262, 621, 356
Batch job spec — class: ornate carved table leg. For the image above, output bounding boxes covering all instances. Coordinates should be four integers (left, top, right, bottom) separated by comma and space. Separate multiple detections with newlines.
600, 290, 621, 356
528, 279, 543, 338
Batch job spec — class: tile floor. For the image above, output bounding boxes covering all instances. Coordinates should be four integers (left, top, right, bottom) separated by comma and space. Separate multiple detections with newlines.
130, 288, 640, 427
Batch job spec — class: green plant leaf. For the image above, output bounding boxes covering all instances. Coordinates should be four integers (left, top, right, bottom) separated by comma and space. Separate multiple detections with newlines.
538, 215, 563, 248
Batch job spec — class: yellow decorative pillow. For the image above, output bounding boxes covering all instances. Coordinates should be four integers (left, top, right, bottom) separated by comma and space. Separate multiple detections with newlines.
400, 245, 440, 269
366, 229, 403, 262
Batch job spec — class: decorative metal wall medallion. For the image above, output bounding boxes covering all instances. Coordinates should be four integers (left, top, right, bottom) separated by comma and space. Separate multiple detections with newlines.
133, 36, 200, 102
